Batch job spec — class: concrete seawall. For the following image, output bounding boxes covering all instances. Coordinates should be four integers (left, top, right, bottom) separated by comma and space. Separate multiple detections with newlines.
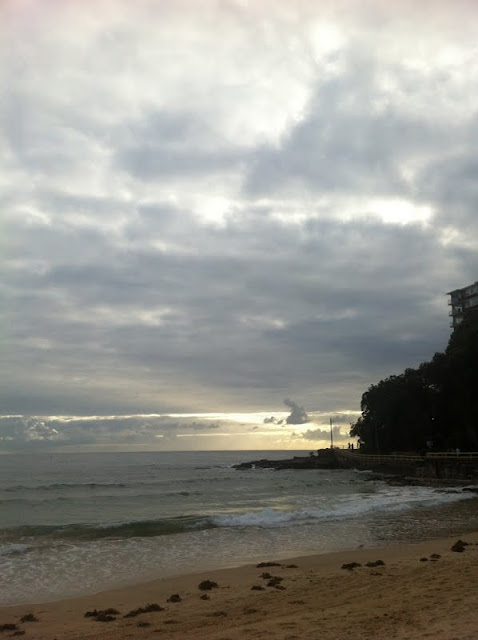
334, 449, 478, 481
233, 449, 478, 482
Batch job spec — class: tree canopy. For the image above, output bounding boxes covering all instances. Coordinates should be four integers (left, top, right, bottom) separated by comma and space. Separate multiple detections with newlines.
350, 310, 478, 453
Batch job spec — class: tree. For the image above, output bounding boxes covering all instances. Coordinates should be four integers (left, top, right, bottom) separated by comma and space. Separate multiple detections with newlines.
351, 310, 478, 452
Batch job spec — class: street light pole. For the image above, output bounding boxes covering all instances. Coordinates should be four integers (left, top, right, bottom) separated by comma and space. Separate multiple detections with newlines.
330, 417, 334, 449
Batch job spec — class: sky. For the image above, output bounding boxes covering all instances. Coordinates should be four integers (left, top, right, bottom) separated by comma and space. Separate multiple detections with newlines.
1, 0, 478, 452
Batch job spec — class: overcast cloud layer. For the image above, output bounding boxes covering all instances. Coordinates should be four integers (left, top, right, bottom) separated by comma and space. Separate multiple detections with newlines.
1, 0, 477, 450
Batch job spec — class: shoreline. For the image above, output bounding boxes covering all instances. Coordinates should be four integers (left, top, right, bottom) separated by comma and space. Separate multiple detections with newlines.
2, 532, 478, 639
234, 450, 478, 485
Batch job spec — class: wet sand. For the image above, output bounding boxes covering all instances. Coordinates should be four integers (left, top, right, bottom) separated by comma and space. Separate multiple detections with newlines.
2, 533, 478, 640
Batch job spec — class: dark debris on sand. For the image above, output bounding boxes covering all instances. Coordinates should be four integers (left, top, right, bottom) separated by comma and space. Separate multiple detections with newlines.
124, 604, 165, 618
84, 608, 120, 622
451, 539, 469, 552
167, 594, 182, 603
341, 562, 361, 571
198, 580, 219, 591
266, 576, 284, 588
19, 613, 38, 623
365, 560, 385, 568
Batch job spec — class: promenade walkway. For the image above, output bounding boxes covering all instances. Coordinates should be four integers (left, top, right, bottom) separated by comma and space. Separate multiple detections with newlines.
333, 448, 478, 480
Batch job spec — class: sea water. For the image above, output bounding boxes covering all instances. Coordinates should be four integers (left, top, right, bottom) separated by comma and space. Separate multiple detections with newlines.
1, 450, 477, 605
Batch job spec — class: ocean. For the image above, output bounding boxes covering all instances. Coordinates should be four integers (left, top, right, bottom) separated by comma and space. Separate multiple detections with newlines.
1, 450, 477, 606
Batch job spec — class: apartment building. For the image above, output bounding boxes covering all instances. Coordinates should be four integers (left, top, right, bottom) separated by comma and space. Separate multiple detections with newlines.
448, 280, 478, 329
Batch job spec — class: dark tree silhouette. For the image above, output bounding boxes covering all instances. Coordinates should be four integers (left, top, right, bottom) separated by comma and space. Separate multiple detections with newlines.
351, 310, 478, 453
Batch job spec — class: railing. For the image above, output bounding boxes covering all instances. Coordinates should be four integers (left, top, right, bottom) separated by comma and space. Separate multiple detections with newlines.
335, 449, 478, 462
335, 450, 424, 463
426, 452, 478, 459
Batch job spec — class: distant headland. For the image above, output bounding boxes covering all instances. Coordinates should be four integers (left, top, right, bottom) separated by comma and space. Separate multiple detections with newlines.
234, 448, 478, 485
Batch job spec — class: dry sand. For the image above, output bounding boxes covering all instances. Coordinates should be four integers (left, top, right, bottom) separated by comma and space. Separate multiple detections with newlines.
2, 534, 478, 640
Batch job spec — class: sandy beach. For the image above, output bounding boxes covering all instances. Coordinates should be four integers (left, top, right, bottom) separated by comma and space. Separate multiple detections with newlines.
2, 533, 478, 640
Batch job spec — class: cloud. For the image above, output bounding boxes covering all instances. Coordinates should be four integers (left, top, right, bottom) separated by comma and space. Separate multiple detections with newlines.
1, 0, 478, 447
302, 425, 346, 442
0, 414, 238, 451
284, 399, 309, 424
0, 412, 314, 451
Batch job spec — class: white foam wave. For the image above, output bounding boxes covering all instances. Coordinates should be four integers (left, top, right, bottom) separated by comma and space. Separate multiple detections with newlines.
211, 487, 473, 529
0, 544, 31, 557
212, 508, 305, 528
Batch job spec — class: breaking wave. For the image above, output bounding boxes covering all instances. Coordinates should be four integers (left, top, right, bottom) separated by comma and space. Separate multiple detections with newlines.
1, 483, 471, 548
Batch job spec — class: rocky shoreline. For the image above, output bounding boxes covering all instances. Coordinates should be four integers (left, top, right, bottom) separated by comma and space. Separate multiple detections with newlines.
232, 449, 339, 471
233, 450, 478, 491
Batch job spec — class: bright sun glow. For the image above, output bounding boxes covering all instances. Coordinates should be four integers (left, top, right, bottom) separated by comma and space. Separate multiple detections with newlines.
309, 23, 345, 58
194, 196, 232, 224
373, 199, 433, 225
344, 198, 434, 226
